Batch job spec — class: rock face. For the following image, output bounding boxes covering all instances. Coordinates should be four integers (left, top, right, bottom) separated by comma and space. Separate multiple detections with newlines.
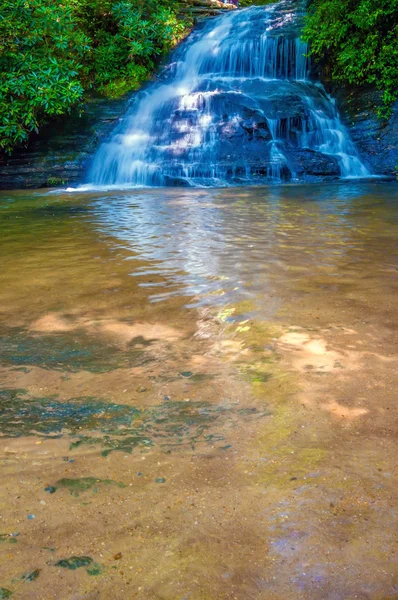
0, 2, 395, 189
334, 87, 398, 178
161, 80, 342, 183
0, 95, 131, 190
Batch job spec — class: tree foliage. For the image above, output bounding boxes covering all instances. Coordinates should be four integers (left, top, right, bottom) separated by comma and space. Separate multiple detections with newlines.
0, 0, 190, 153
303, 0, 398, 117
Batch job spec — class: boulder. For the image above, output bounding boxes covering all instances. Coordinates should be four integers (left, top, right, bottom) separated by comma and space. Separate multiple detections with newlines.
292, 148, 341, 176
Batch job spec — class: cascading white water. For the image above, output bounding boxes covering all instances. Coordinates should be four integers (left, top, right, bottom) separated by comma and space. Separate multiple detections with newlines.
87, 0, 369, 187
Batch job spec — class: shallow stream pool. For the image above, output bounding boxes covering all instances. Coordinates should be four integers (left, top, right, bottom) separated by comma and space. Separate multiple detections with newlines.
0, 182, 397, 599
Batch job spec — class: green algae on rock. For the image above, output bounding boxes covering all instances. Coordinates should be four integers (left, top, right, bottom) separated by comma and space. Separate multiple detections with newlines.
55, 477, 126, 496
86, 563, 103, 576
0, 534, 17, 545
0, 590, 12, 599
55, 556, 93, 570
0, 388, 269, 455
69, 400, 268, 456
0, 327, 155, 373
0, 389, 141, 438
21, 569, 40, 582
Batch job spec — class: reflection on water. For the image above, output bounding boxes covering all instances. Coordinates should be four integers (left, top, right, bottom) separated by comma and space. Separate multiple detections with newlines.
91, 183, 398, 310
1, 182, 397, 319
0, 182, 397, 600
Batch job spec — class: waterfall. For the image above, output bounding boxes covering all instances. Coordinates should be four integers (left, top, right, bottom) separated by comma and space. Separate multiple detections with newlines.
87, 0, 369, 188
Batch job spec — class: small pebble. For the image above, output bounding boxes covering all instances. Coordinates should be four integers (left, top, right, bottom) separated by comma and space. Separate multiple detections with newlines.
155, 478, 166, 484
136, 386, 147, 393
27, 514, 35, 520
114, 553, 122, 560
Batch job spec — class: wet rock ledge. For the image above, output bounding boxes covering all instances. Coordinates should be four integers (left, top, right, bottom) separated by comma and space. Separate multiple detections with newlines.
335, 87, 398, 178
178, 0, 237, 17
0, 94, 131, 190
1, 87, 396, 190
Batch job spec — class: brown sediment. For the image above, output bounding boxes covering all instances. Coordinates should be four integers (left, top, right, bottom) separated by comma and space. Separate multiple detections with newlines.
29, 314, 186, 345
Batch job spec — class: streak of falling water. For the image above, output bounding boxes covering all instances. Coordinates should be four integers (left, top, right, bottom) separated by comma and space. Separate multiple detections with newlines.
87, 0, 369, 188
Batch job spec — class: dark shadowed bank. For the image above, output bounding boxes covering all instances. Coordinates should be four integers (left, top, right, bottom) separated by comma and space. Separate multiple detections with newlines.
0, 94, 131, 190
